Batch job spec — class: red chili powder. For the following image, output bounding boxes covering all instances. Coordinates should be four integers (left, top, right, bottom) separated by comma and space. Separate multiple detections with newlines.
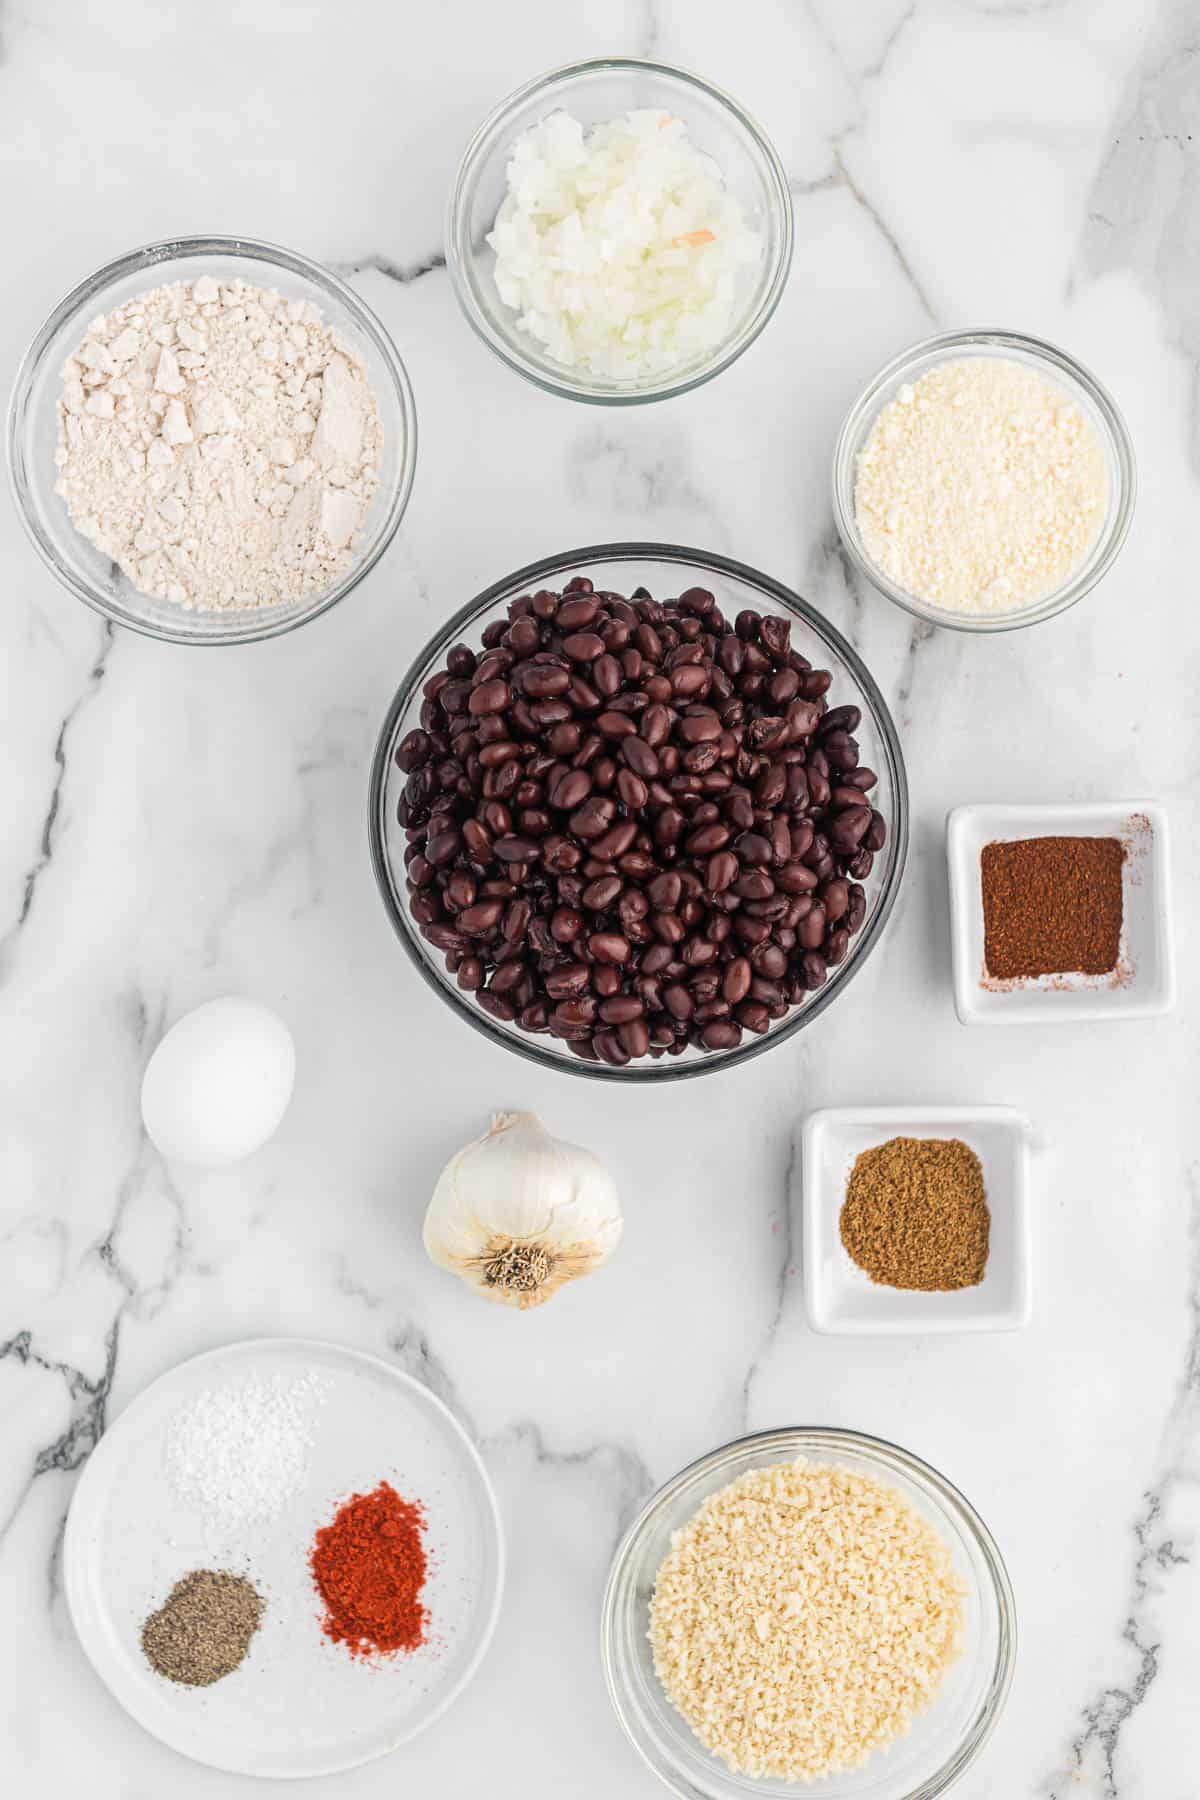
309, 1480, 428, 1657
980, 835, 1124, 979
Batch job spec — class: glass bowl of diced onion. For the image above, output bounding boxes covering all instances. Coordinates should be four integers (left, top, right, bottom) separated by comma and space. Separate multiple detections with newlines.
446, 58, 794, 405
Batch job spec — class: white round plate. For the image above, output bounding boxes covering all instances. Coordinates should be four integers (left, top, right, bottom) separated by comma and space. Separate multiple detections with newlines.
63, 1337, 505, 1777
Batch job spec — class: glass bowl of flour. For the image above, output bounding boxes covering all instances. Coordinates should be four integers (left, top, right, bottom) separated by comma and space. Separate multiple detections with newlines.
7, 236, 417, 645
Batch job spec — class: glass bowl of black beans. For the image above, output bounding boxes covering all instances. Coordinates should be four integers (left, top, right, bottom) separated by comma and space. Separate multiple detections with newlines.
369, 545, 908, 1081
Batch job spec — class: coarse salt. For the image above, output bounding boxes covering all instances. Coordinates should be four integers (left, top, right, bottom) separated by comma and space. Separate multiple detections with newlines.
854, 357, 1108, 615
165, 1371, 327, 1530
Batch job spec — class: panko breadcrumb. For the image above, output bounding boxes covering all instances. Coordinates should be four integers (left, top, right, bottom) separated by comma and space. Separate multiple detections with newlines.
649, 1457, 965, 1782
854, 357, 1107, 614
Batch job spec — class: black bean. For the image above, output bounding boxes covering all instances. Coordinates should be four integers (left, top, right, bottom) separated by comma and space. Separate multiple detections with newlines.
426, 827, 461, 866
397, 581, 887, 1062
828, 806, 872, 853
647, 870, 683, 910
494, 835, 539, 863
591, 820, 638, 860
663, 984, 693, 1020
722, 957, 752, 1004
456, 956, 485, 991
476, 990, 516, 1021
686, 821, 729, 855
799, 904, 827, 950
503, 898, 532, 942
563, 631, 605, 662
550, 767, 592, 810
621, 736, 660, 779
557, 596, 600, 631
801, 951, 828, 989
826, 928, 850, 966
819, 704, 861, 736
396, 729, 431, 771
570, 797, 616, 840
544, 963, 590, 999
469, 679, 510, 717
706, 850, 738, 893
821, 878, 850, 923
458, 899, 504, 934
593, 1029, 630, 1066
736, 832, 773, 866
776, 861, 817, 894
678, 709, 722, 745
583, 876, 622, 911
589, 932, 630, 965
515, 662, 570, 699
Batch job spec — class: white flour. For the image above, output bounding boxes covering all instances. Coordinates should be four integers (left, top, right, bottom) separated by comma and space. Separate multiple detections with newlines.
55, 277, 382, 611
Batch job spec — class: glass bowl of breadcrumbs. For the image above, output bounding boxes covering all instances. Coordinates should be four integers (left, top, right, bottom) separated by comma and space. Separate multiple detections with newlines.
602, 1426, 1014, 1798
831, 329, 1135, 633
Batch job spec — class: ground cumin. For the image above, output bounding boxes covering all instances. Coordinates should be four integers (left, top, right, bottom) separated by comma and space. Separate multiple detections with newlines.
840, 1137, 989, 1291
980, 835, 1123, 979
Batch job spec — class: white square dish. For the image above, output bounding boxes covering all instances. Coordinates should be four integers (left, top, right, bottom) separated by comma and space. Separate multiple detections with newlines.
801, 1106, 1032, 1335
947, 801, 1174, 1025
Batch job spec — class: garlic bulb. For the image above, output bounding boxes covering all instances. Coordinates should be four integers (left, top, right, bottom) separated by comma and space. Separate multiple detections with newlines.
423, 1111, 622, 1309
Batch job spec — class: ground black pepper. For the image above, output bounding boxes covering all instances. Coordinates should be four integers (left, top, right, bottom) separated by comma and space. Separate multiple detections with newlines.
980, 835, 1124, 979
141, 1569, 263, 1687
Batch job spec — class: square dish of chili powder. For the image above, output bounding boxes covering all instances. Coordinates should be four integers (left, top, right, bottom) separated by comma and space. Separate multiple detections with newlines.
947, 801, 1174, 1025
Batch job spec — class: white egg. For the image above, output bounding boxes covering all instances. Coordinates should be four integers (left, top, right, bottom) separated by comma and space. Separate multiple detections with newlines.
141, 997, 296, 1167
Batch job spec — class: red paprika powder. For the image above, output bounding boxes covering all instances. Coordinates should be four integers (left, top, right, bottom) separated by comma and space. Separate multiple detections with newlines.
309, 1479, 428, 1657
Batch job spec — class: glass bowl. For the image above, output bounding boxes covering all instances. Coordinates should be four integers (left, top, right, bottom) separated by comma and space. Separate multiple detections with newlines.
6, 235, 417, 646
445, 58, 793, 404
831, 329, 1136, 633
368, 544, 908, 1083
602, 1426, 1016, 1800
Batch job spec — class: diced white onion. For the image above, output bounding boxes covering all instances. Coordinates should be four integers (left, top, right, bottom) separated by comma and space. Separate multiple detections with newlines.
487, 108, 763, 381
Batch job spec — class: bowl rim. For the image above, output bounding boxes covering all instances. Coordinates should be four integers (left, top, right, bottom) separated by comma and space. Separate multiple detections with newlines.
444, 56, 795, 406
831, 326, 1137, 634
367, 541, 910, 1083
600, 1423, 1017, 1800
6, 232, 418, 647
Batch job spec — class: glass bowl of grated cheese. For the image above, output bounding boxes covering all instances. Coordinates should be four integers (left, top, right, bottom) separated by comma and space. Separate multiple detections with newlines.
7, 235, 417, 646
831, 329, 1136, 633
446, 59, 793, 404
603, 1426, 1016, 1800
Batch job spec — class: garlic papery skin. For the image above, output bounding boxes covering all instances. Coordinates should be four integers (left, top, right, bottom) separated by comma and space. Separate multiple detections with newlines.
423, 1111, 622, 1309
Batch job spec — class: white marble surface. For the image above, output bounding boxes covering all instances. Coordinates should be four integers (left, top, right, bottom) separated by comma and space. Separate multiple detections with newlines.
1, 3, 1196, 1795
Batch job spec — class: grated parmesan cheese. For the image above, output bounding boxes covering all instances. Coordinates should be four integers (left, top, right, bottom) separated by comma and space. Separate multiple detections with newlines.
854, 356, 1108, 615
649, 1457, 965, 1782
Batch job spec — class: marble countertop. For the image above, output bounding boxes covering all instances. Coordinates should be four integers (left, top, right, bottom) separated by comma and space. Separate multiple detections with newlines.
1, 3, 1196, 1795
